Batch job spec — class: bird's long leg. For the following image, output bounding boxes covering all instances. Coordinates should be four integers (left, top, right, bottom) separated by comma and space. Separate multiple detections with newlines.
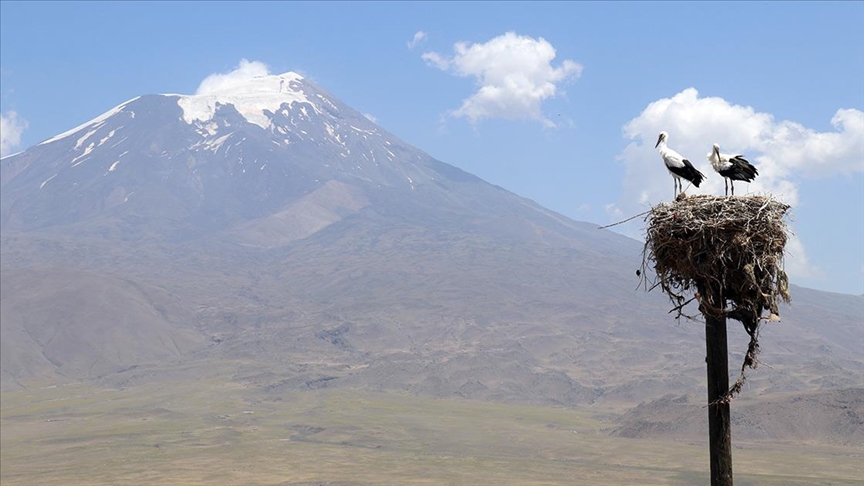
724, 178, 729, 196
731, 180, 735, 196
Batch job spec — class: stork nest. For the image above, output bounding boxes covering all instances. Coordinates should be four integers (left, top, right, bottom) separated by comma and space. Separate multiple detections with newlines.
640, 194, 792, 402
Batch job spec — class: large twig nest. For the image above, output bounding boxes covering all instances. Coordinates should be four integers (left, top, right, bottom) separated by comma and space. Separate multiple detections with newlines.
641, 194, 792, 401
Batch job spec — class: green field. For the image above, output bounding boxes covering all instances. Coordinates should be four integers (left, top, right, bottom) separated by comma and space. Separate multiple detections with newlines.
2, 370, 861, 486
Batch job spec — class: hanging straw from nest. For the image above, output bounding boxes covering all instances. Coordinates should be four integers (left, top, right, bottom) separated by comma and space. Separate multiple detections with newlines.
641, 194, 792, 402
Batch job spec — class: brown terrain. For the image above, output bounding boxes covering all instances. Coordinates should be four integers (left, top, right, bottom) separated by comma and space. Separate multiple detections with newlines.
1, 75, 861, 484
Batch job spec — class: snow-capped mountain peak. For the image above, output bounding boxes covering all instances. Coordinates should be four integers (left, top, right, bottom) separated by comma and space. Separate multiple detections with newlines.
1, 71, 489, 241
31, 71, 339, 152
176, 71, 316, 130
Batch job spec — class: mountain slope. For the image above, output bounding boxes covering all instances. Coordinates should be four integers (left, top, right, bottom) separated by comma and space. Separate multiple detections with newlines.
612, 387, 864, 446
0, 72, 497, 243
0, 267, 205, 389
1, 72, 861, 413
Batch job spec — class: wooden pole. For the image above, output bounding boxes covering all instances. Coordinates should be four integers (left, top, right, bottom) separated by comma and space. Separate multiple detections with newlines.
701, 283, 733, 486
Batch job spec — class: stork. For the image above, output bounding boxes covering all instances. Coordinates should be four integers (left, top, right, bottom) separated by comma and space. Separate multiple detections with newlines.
708, 143, 758, 196
655, 131, 706, 198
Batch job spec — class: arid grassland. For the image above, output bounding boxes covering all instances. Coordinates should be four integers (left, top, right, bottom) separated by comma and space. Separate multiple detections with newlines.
2, 367, 861, 486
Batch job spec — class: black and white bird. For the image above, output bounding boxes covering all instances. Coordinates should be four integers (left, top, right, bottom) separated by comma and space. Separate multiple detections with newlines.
655, 131, 706, 198
708, 143, 758, 196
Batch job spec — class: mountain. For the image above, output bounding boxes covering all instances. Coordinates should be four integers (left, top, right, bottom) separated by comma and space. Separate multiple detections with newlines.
0, 72, 566, 246
1, 72, 861, 417
0, 266, 204, 389
612, 387, 864, 447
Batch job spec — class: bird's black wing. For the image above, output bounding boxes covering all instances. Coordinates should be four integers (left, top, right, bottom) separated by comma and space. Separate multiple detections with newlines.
668, 159, 706, 187
727, 156, 759, 181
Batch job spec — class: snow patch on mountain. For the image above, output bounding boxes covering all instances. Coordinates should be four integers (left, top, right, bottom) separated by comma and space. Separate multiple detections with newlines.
176, 72, 313, 130
97, 129, 118, 147
39, 173, 58, 189
74, 125, 102, 150
39, 97, 140, 146
71, 142, 96, 167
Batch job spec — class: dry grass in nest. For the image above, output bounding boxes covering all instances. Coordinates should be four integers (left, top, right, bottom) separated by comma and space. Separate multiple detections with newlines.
640, 193, 792, 402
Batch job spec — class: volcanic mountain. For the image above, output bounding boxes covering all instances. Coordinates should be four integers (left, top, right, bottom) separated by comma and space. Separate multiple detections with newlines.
1, 72, 569, 246
1, 72, 861, 419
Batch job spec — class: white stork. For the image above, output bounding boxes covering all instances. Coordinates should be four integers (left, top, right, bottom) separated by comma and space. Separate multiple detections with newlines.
708, 143, 758, 196
655, 131, 706, 198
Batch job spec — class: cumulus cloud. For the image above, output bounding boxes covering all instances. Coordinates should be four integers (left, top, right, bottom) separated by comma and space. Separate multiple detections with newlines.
422, 32, 582, 127
421, 51, 450, 71
1, 110, 28, 157
784, 233, 822, 280
196, 59, 271, 95
407, 31, 427, 49
617, 88, 863, 208
613, 87, 863, 279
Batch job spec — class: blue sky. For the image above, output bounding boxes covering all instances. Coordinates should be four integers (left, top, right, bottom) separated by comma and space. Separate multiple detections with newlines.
1, 1, 863, 295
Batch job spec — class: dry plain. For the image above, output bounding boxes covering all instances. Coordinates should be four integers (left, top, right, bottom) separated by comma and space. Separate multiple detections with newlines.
2, 363, 861, 486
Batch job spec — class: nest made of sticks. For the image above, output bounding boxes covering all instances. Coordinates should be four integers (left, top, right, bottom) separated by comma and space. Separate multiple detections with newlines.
641, 194, 792, 402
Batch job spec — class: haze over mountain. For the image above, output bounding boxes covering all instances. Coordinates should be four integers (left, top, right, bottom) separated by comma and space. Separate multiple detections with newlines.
1, 72, 861, 442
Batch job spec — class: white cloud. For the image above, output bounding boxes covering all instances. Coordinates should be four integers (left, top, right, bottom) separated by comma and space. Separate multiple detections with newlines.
196, 59, 271, 95
363, 113, 378, 123
421, 51, 450, 71
612, 87, 862, 279
422, 32, 582, 127
1, 110, 28, 157
408, 31, 427, 49
784, 233, 822, 280
616, 88, 863, 208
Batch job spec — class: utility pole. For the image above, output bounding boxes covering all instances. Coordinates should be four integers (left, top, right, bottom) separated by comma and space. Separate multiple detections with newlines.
643, 194, 791, 486
701, 283, 733, 486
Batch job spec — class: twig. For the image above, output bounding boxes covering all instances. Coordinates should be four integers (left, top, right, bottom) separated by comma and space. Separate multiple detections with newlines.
597, 210, 651, 230
667, 296, 697, 316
